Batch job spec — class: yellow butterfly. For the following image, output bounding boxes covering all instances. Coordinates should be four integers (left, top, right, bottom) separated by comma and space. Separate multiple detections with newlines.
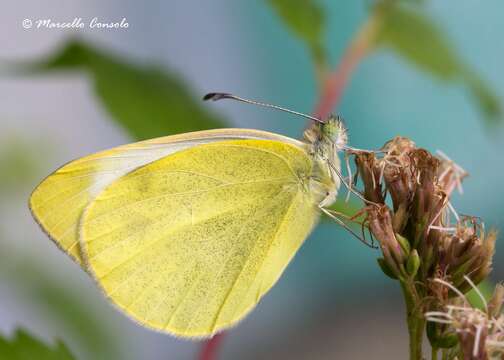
29, 93, 350, 337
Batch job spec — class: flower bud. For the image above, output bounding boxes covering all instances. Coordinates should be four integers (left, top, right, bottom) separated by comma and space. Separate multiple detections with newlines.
396, 233, 411, 255
488, 283, 504, 318
437, 219, 496, 292
367, 205, 407, 278
354, 152, 385, 204
406, 249, 421, 277
380, 137, 415, 218
377, 257, 398, 280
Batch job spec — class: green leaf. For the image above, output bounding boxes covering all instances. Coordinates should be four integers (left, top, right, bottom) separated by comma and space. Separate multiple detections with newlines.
267, 0, 327, 67
0, 253, 123, 360
466, 279, 493, 310
377, 5, 461, 79
0, 329, 75, 360
376, 4, 502, 122
426, 322, 458, 349
465, 70, 502, 119
22, 40, 227, 140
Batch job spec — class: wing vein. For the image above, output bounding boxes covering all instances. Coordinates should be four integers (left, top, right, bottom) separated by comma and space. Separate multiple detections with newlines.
85, 177, 292, 230
209, 144, 300, 179
88, 184, 284, 280
207, 187, 297, 333
231, 191, 303, 322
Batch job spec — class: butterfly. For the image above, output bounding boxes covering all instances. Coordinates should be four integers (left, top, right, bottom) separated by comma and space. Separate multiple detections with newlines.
29, 93, 354, 337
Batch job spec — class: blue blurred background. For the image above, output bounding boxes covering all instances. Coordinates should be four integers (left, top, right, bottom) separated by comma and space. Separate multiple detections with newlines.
0, 1, 503, 359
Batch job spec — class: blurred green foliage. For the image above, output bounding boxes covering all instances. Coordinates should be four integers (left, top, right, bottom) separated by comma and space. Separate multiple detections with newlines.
25, 40, 227, 140
0, 329, 74, 360
266, 0, 501, 123
267, 0, 327, 68
376, 3, 502, 122
377, 5, 462, 80
0, 139, 39, 195
0, 142, 122, 359
4, 261, 123, 360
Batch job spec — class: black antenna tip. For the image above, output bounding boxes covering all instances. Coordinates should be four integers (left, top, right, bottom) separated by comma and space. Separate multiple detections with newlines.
203, 92, 232, 101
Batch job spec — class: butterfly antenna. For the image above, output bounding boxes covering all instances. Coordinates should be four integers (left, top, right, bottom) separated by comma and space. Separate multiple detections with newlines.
203, 92, 325, 124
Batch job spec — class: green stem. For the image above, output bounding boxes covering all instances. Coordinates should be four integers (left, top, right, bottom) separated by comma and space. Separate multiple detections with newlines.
441, 349, 449, 360
431, 347, 438, 360
401, 281, 425, 360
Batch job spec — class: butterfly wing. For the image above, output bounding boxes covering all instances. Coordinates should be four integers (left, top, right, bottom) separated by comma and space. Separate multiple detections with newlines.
29, 129, 303, 264
79, 139, 324, 337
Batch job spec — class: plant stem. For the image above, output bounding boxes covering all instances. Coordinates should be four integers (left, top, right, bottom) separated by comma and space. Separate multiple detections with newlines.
407, 314, 425, 360
432, 347, 438, 360
401, 281, 425, 360
199, 333, 225, 360
441, 349, 449, 360
313, 8, 384, 119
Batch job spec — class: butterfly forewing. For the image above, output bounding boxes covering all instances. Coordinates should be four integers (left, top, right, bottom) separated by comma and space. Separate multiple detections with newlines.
29, 129, 303, 264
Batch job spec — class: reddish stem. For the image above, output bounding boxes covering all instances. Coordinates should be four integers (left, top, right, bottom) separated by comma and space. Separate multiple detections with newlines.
198, 333, 225, 360
314, 14, 382, 119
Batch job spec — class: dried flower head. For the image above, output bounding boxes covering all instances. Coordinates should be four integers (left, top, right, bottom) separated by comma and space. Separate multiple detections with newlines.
437, 218, 497, 292
426, 279, 504, 360
352, 136, 494, 288
347, 135, 498, 359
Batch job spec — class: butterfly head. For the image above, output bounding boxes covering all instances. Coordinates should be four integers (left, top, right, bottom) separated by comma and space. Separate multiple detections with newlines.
320, 115, 348, 150
304, 115, 348, 153
302, 115, 347, 207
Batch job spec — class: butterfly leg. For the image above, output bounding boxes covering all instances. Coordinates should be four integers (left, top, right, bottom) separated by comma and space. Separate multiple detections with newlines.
328, 161, 379, 207
341, 145, 385, 154
319, 206, 377, 249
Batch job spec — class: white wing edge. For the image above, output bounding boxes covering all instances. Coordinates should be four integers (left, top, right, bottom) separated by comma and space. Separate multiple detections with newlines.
87, 128, 305, 194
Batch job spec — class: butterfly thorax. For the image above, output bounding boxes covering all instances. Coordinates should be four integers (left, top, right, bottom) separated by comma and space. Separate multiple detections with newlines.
303, 115, 348, 207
